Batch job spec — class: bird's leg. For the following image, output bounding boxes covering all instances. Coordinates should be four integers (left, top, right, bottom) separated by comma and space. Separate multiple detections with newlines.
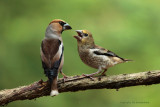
101, 69, 107, 76
98, 69, 108, 81
60, 70, 68, 82
82, 67, 102, 80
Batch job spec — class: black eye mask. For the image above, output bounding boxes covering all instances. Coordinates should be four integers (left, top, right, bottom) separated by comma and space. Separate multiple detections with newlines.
59, 21, 66, 26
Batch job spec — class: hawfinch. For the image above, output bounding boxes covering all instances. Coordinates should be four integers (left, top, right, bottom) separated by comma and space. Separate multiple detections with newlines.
41, 19, 72, 96
74, 30, 131, 77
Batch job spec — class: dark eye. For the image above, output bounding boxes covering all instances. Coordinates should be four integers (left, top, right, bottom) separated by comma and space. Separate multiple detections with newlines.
84, 33, 88, 37
59, 21, 66, 26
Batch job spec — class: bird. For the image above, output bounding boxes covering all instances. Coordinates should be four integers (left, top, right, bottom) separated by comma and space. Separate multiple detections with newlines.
73, 30, 131, 77
40, 19, 72, 96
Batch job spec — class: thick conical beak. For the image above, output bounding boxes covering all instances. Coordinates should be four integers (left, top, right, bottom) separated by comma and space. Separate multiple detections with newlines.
73, 30, 83, 41
75, 30, 83, 37
63, 23, 72, 30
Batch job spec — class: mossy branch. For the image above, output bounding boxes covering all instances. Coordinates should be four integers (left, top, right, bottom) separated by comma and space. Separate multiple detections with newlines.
0, 70, 160, 106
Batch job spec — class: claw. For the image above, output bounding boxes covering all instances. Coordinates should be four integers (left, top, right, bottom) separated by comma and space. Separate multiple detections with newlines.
101, 73, 106, 76
82, 74, 95, 81
62, 76, 68, 83
98, 75, 105, 81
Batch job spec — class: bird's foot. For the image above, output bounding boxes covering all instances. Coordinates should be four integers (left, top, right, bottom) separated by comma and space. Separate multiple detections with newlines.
62, 76, 68, 83
101, 73, 106, 76
98, 73, 106, 81
82, 74, 95, 81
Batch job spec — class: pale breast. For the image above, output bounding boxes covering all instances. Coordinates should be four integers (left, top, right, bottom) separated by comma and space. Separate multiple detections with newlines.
78, 49, 112, 69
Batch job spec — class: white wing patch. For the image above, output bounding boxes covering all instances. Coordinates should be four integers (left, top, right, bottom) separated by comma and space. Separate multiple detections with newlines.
58, 42, 63, 58
89, 49, 110, 61
89, 48, 118, 67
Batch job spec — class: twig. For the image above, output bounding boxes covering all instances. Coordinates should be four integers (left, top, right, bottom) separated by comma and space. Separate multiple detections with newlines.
0, 70, 160, 106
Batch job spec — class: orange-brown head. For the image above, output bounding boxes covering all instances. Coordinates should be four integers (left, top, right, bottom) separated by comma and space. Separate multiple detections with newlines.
45, 19, 72, 38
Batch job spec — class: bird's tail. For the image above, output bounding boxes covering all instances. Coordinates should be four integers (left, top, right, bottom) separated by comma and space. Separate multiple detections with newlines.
123, 59, 133, 62
50, 75, 59, 96
45, 68, 59, 96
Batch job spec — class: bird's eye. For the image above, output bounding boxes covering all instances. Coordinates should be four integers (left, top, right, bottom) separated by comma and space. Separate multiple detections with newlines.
84, 33, 88, 37
59, 21, 66, 26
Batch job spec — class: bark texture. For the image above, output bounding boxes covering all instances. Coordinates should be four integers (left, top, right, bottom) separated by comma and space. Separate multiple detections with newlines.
0, 70, 160, 106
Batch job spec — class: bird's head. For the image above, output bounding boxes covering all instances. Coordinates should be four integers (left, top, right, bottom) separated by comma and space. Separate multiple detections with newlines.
45, 19, 72, 38
49, 19, 72, 32
74, 30, 95, 47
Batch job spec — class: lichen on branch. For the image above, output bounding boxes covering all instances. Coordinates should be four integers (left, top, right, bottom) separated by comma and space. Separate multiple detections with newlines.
0, 70, 160, 106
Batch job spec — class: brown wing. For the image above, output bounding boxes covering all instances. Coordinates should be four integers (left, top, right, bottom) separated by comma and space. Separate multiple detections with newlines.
94, 45, 125, 61
95, 45, 108, 52
41, 39, 61, 69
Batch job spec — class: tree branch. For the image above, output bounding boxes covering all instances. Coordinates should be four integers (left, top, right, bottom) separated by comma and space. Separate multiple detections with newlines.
0, 70, 160, 106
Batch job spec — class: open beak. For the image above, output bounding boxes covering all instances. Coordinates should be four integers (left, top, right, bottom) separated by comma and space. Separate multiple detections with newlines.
74, 30, 83, 41
63, 23, 72, 30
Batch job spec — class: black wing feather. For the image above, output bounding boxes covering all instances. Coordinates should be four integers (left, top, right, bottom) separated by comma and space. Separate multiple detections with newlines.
93, 50, 125, 60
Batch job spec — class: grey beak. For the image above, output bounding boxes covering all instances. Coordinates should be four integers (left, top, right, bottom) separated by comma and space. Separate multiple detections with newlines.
63, 23, 72, 30
75, 30, 83, 37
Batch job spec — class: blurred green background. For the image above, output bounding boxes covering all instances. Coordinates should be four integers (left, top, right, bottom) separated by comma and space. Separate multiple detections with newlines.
0, 0, 160, 107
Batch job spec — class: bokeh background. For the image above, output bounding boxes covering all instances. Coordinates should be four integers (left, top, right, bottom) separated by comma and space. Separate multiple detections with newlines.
0, 0, 160, 107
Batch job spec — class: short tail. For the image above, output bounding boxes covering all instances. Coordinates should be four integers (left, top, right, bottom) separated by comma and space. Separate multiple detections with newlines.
123, 59, 133, 62
50, 90, 59, 96
45, 68, 59, 96
50, 76, 59, 96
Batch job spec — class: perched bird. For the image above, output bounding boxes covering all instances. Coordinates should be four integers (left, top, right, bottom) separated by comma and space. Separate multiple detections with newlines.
41, 19, 72, 96
74, 30, 131, 77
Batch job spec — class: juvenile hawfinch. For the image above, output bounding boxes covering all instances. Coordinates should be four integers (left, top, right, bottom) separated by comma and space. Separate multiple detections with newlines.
74, 30, 131, 77
41, 19, 72, 96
